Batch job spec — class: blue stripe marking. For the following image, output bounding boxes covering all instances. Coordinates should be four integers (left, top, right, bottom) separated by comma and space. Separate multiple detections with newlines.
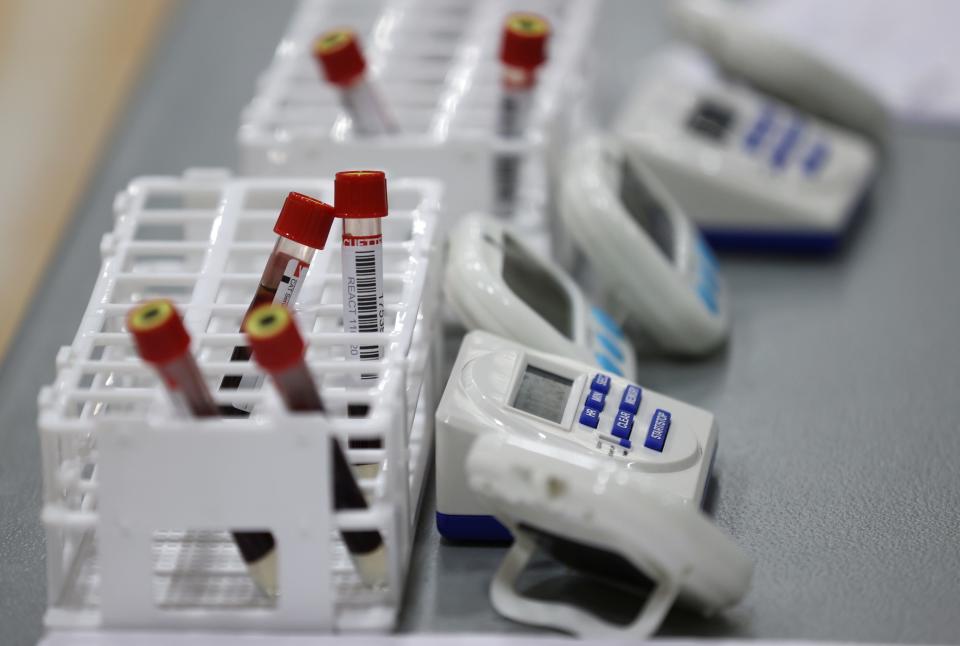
697, 280, 718, 314
595, 352, 622, 376
771, 119, 804, 169
597, 333, 624, 362
700, 263, 718, 294
591, 306, 625, 340
743, 104, 775, 152
696, 235, 719, 272
436, 512, 513, 542
803, 142, 830, 175
694, 234, 720, 313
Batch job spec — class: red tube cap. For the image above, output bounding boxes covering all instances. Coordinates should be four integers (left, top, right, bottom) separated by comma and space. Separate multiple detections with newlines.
273, 192, 336, 249
127, 299, 191, 365
334, 170, 388, 219
313, 29, 366, 87
244, 305, 306, 373
500, 13, 550, 70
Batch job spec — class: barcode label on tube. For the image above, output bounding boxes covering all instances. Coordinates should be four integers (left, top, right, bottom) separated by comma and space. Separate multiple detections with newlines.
495, 156, 520, 209
275, 258, 309, 307
342, 235, 384, 381
498, 92, 523, 137
494, 89, 530, 213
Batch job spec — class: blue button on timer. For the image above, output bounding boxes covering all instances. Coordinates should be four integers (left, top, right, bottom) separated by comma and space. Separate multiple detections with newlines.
620, 385, 642, 415
612, 410, 634, 439
644, 409, 672, 452
591, 373, 611, 394
585, 390, 605, 411
579, 406, 600, 429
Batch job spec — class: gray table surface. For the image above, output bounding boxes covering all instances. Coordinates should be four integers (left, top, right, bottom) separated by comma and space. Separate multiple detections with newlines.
2, 2, 959, 645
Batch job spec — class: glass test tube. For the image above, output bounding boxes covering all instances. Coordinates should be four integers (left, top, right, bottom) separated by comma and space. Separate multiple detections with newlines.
220, 192, 336, 414
493, 13, 551, 216
313, 29, 400, 136
334, 171, 387, 477
127, 300, 280, 598
245, 305, 388, 587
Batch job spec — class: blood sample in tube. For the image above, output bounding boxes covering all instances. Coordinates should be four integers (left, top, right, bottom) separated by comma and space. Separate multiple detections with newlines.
127, 299, 281, 598
494, 13, 550, 215
220, 192, 336, 414
245, 304, 388, 587
313, 29, 400, 136
334, 170, 387, 477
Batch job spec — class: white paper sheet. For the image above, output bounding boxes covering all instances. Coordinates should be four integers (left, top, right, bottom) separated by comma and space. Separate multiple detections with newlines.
748, 0, 960, 127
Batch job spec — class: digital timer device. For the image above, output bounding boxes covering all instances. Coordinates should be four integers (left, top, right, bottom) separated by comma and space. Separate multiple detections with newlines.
559, 134, 729, 356
435, 331, 718, 542
444, 213, 637, 379
468, 433, 752, 638
614, 46, 878, 252
670, 0, 889, 138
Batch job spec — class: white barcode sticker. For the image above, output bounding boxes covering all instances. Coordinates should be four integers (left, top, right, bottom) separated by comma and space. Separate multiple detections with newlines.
342, 234, 384, 381
274, 257, 309, 307
494, 88, 532, 214
498, 91, 524, 137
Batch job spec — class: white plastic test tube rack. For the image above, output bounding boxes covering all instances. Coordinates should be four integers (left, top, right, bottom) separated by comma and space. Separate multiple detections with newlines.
36, 169, 443, 634
238, 0, 598, 246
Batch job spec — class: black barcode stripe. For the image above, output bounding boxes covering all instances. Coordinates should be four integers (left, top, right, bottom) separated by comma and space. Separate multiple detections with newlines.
495, 92, 525, 206
353, 248, 381, 363
495, 156, 519, 203
499, 94, 520, 136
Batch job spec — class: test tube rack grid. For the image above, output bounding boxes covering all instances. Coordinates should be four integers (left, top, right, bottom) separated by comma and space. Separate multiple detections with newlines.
36, 169, 444, 634
238, 0, 598, 246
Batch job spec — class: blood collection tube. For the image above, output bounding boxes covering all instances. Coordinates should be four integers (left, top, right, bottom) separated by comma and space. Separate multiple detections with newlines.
494, 13, 551, 216
334, 171, 387, 476
220, 192, 336, 414
313, 29, 399, 136
127, 299, 280, 598
128, 300, 218, 418
245, 304, 388, 587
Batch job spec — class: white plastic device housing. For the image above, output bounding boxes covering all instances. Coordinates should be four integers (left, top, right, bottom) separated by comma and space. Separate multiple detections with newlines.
669, 0, 889, 138
559, 134, 730, 356
435, 331, 717, 540
614, 46, 878, 249
36, 170, 442, 635
444, 213, 637, 380
238, 0, 599, 243
467, 432, 753, 638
